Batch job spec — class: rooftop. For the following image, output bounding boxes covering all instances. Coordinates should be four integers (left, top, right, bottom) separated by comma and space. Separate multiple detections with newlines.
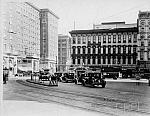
70, 27, 138, 34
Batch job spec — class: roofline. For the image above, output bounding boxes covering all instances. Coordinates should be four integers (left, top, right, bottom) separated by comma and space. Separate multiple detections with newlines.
101, 21, 125, 25
69, 27, 138, 34
25, 2, 40, 12
40, 9, 59, 19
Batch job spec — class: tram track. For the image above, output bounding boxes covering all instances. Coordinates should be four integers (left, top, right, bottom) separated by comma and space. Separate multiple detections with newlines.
16, 80, 150, 115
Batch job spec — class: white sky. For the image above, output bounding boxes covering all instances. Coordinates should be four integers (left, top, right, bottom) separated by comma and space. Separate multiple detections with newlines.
3, 0, 150, 35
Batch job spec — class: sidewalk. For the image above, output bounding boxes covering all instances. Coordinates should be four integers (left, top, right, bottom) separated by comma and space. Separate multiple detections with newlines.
2, 100, 109, 116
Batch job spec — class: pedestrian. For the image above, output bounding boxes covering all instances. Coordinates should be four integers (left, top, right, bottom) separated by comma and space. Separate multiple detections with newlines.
148, 77, 150, 86
136, 74, 141, 85
3, 68, 8, 84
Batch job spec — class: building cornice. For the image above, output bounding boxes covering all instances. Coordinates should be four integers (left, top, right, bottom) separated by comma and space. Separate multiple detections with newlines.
40, 9, 59, 19
25, 2, 40, 12
70, 27, 138, 35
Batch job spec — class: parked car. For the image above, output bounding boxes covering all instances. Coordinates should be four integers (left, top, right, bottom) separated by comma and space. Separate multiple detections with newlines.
75, 72, 106, 88
103, 73, 118, 80
60, 72, 75, 83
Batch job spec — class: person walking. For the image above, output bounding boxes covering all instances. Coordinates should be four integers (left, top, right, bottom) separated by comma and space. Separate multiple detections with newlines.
136, 73, 141, 85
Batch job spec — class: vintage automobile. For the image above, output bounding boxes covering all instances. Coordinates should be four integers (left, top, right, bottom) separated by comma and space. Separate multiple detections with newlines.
74, 71, 106, 88
102, 73, 118, 80
60, 72, 75, 83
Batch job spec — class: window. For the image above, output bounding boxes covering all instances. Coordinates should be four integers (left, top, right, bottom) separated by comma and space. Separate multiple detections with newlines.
112, 57, 116, 64
82, 36, 86, 44
93, 47, 95, 54
103, 46, 106, 54
117, 56, 121, 64
118, 35, 121, 43
133, 47, 136, 53
113, 46, 116, 54
93, 35, 96, 43
103, 57, 106, 64
73, 59, 75, 64
108, 46, 111, 54
123, 34, 126, 43
140, 20, 145, 25
148, 41, 150, 46
82, 58, 85, 64
93, 58, 95, 64
140, 34, 145, 39
72, 37, 76, 44
98, 35, 101, 43
140, 50, 144, 60
113, 35, 116, 43
128, 34, 132, 43
103, 35, 106, 43
98, 57, 101, 64
118, 46, 121, 54
88, 58, 90, 64
78, 59, 80, 64
141, 41, 144, 46
82, 47, 85, 54
78, 47, 80, 54
128, 46, 131, 54
73, 48, 76, 54
98, 47, 101, 54
123, 46, 126, 54
108, 57, 111, 64
77, 36, 81, 44
88, 36, 90, 43
133, 34, 137, 43
133, 56, 136, 64
123, 56, 126, 64
88, 47, 91, 54
108, 35, 111, 43
128, 56, 131, 64
148, 50, 150, 60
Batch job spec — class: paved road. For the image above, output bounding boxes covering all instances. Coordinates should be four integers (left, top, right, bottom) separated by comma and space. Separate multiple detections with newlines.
3, 78, 150, 116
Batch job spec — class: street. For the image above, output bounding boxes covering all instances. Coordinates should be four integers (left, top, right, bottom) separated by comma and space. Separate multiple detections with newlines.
3, 77, 150, 116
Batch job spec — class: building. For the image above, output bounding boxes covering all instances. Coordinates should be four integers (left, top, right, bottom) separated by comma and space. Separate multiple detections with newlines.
58, 34, 71, 72
137, 11, 150, 70
69, 23, 138, 75
3, 2, 40, 76
40, 9, 59, 73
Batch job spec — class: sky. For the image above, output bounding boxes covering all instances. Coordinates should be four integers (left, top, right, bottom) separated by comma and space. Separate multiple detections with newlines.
3, 0, 150, 35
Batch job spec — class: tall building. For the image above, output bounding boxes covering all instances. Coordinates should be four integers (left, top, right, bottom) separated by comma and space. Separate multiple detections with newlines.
69, 23, 138, 75
40, 9, 59, 73
3, 2, 40, 75
137, 11, 150, 70
58, 34, 71, 72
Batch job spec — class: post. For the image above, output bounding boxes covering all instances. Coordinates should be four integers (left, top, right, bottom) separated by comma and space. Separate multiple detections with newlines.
56, 56, 57, 72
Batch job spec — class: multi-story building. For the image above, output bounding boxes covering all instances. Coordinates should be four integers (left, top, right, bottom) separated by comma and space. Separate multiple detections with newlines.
3, 2, 40, 76
137, 11, 150, 70
69, 23, 138, 74
58, 34, 71, 72
40, 9, 59, 73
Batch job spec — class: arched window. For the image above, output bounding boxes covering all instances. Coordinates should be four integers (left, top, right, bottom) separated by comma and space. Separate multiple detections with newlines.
78, 47, 80, 54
